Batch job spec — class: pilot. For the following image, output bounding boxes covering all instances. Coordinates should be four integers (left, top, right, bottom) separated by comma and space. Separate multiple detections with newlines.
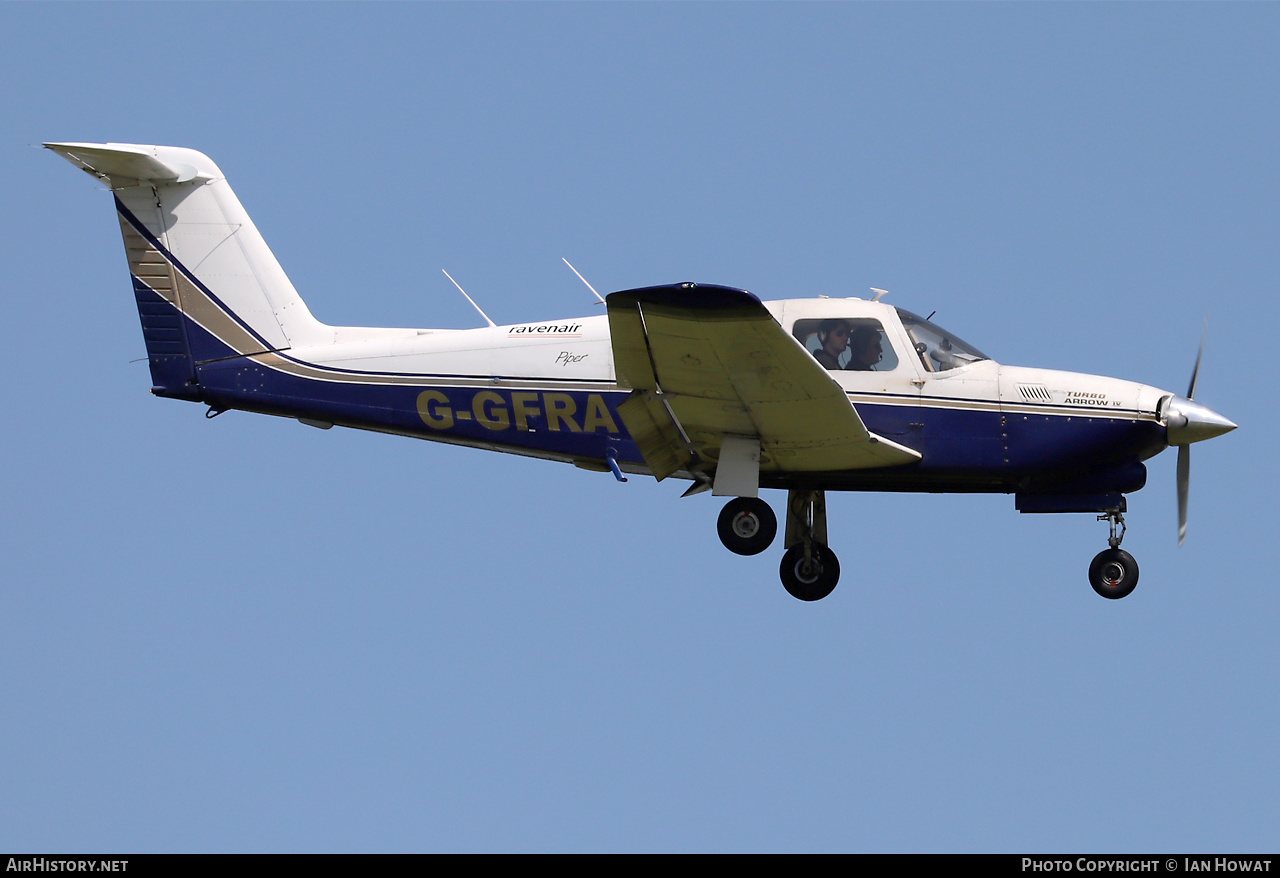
813, 319, 851, 370
844, 325, 884, 371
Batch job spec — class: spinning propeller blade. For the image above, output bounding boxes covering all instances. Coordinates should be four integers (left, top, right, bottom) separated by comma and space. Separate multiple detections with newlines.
1187, 324, 1205, 400
1179, 328, 1201, 545
1177, 444, 1190, 546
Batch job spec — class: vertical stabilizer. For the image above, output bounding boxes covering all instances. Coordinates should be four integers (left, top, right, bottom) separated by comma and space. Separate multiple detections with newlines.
47, 142, 332, 397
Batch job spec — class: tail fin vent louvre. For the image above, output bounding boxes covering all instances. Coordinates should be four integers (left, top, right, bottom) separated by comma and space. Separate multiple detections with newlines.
117, 214, 195, 383
120, 224, 178, 295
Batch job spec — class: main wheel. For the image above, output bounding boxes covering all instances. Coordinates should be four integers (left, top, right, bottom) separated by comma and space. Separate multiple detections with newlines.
1089, 548, 1139, 599
779, 542, 840, 601
717, 497, 778, 556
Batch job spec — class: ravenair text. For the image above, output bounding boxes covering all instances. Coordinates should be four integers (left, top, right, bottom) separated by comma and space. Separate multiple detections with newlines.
417, 389, 620, 434
507, 323, 582, 337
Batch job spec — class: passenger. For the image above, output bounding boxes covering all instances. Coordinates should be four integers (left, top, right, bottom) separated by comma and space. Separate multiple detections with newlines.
813, 319, 851, 370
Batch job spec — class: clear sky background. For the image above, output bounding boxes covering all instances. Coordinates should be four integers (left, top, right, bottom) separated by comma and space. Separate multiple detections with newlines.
2, 3, 1276, 853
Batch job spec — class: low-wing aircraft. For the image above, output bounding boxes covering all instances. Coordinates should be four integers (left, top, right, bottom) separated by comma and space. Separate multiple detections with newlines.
47, 142, 1236, 602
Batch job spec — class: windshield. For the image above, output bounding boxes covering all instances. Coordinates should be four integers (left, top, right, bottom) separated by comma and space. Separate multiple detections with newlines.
895, 308, 989, 373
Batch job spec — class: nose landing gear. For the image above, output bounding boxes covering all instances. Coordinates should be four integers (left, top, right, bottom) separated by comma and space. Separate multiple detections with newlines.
1090, 509, 1139, 599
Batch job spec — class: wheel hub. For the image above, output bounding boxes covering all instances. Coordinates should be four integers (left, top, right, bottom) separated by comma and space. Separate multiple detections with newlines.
1101, 562, 1125, 586
732, 512, 760, 539
794, 559, 821, 584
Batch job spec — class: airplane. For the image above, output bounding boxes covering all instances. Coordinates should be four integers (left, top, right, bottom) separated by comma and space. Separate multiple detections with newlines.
46, 141, 1237, 602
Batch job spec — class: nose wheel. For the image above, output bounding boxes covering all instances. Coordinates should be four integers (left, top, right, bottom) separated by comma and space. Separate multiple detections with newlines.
1090, 509, 1139, 599
1089, 548, 1139, 599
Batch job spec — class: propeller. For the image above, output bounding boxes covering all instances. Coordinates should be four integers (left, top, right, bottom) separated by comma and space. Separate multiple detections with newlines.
1177, 330, 1203, 545
1164, 326, 1234, 545
1186, 328, 1204, 401
1177, 444, 1190, 546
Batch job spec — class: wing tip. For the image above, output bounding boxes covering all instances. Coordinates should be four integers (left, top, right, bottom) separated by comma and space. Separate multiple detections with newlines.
605, 283, 763, 311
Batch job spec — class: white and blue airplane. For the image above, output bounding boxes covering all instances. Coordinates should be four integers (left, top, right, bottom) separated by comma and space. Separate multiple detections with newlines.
48, 142, 1236, 602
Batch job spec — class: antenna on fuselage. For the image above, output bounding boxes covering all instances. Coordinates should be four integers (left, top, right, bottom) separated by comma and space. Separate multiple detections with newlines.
870, 288, 889, 303
562, 258, 607, 305
441, 269, 496, 328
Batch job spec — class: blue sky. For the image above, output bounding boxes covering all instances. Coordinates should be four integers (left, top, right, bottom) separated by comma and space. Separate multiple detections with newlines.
2, 3, 1276, 852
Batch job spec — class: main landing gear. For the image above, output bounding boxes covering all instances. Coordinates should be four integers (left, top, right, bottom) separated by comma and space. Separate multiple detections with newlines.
716, 497, 777, 556
716, 489, 840, 601
1090, 508, 1139, 600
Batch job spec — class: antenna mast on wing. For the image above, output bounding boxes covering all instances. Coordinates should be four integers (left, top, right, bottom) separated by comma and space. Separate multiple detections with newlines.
441, 269, 496, 328
563, 258, 607, 305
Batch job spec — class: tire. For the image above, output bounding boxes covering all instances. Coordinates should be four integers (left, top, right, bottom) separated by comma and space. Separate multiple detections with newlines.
716, 497, 777, 556
779, 542, 840, 601
1089, 548, 1139, 600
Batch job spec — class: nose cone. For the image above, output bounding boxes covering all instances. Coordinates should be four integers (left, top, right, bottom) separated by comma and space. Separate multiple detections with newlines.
1165, 395, 1237, 445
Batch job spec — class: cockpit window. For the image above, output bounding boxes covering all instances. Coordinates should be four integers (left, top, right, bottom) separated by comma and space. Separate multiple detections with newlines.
793, 318, 899, 372
895, 309, 988, 373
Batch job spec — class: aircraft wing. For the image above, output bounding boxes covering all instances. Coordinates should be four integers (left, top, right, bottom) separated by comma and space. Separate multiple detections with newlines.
606, 284, 922, 480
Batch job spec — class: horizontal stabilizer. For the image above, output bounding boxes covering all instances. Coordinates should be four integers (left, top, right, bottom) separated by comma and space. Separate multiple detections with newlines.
45, 142, 202, 186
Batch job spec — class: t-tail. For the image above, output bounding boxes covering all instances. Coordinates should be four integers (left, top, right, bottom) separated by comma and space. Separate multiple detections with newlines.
46, 142, 335, 402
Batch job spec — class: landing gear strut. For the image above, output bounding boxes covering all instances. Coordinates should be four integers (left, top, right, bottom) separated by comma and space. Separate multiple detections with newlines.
717, 497, 777, 556
1089, 508, 1139, 599
779, 488, 840, 601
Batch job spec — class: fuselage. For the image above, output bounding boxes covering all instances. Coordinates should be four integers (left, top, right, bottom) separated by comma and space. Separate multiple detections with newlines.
185, 296, 1172, 498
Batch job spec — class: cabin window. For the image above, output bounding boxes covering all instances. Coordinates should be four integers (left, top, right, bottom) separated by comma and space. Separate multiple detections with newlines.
895, 309, 988, 373
793, 318, 899, 372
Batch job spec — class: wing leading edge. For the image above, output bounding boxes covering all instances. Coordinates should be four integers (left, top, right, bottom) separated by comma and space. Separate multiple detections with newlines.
606, 284, 921, 481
